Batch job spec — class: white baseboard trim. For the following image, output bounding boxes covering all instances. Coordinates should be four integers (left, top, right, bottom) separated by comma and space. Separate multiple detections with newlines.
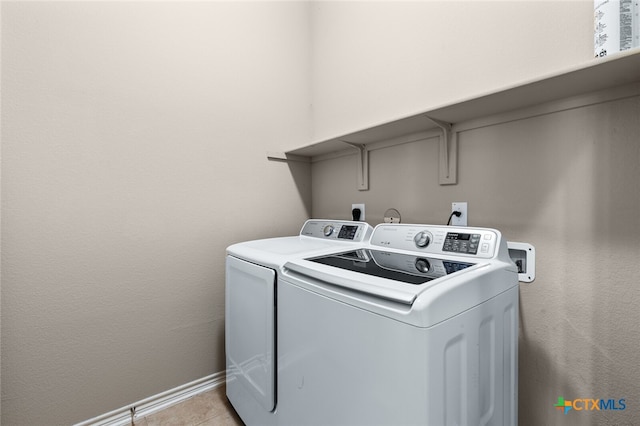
74, 371, 226, 426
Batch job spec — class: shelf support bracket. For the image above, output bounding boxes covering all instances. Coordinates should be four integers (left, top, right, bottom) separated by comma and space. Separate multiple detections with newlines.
425, 116, 457, 185
343, 141, 369, 191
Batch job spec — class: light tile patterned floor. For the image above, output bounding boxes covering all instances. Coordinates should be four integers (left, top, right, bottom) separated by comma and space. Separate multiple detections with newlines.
135, 384, 244, 426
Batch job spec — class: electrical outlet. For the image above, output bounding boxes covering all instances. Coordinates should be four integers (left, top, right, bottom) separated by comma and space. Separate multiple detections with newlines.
451, 202, 467, 226
351, 203, 365, 221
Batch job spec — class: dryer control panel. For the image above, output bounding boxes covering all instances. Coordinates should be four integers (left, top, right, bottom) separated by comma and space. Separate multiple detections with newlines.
370, 224, 500, 259
300, 220, 373, 242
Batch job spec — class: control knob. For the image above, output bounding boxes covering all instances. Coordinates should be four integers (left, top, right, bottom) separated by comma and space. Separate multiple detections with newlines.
414, 231, 432, 248
323, 225, 335, 237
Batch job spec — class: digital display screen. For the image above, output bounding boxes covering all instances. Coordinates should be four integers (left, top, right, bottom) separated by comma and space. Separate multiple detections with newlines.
447, 233, 470, 240
338, 225, 358, 240
443, 232, 481, 254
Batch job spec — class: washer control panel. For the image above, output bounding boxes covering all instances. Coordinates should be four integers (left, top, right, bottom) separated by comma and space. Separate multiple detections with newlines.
443, 232, 482, 254
300, 220, 373, 242
370, 224, 500, 259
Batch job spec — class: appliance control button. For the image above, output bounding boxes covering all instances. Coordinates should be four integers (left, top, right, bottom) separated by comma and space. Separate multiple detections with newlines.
323, 225, 335, 237
414, 231, 432, 248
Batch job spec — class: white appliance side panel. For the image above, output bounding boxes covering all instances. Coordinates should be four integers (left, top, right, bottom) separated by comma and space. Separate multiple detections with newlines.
503, 297, 519, 426
225, 256, 276, 413
277, 279, 518, 426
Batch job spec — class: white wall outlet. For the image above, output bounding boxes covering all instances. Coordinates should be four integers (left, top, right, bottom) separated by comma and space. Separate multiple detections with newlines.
351, 203, 365, 221
451, 202, 467, 226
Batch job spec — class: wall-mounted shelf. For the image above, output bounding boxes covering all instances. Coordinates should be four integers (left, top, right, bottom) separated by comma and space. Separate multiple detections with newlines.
272, 50, 640, 189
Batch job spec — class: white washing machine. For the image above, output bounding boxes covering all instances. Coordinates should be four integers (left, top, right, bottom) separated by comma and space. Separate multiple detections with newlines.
227, 222, 519, 426
225, 219, 373, 425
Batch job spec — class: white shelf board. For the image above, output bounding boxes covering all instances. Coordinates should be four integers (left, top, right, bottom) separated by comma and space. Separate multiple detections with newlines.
286, 49, 640, 158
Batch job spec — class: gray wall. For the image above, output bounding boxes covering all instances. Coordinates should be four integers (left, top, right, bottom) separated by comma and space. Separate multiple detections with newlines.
310, 0, 592, 141
1, 2, 310, 424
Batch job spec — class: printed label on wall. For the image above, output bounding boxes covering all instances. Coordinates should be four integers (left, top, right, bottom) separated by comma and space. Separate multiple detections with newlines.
594, 0, 640, 57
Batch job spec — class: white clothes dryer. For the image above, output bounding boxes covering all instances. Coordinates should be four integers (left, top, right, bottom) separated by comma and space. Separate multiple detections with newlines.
225, 219, 373, 424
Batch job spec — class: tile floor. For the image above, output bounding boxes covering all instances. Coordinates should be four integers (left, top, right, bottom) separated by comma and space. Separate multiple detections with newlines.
135, 384, 244, 426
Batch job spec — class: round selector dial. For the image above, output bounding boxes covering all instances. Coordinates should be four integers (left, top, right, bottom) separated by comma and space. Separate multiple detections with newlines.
413, 231, 432, 248
415, 258, 431, 273
323, 225, 335, 237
